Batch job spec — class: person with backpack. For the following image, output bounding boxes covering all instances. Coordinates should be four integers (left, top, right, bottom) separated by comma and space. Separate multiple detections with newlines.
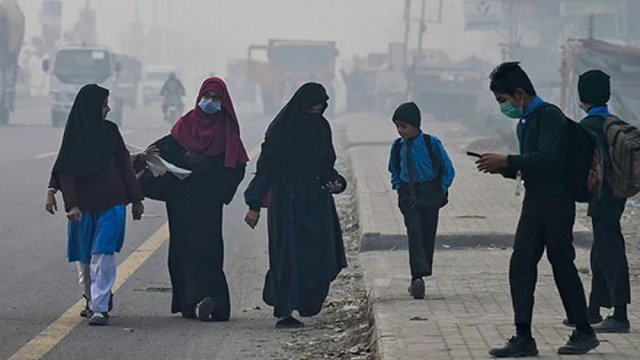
573, 70, 631, 333
476, 62, 599, 357
388, 102, 455, 300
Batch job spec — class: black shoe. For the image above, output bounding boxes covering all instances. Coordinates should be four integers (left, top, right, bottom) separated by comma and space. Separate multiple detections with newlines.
196, 297, 217, 322
489, 336, 538, 358
276, 316, 305, 329
562, 314, 603, 328
88, 312, 110, 326
181, 310, 196, 319
108, 292, 114, 312
408, 278, 425, 299
557, 330, 599, 355
80, 295, 93, 318
592, 316, 630, 334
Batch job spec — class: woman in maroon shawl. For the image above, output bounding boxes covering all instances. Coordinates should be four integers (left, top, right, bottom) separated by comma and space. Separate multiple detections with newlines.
141, 77, 248, 321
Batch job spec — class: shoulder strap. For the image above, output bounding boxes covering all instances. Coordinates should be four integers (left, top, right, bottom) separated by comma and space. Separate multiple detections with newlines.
424, 134, 443, 178
392, 138, 403, 171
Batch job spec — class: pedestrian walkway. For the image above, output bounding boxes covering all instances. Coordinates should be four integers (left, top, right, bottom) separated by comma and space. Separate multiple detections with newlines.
336, 112, 639, 359
361, 248, 640, 359
342, 112, 590, 251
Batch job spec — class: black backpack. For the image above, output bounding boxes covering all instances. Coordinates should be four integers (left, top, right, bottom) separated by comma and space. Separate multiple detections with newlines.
392, 134, 449, 208
540, 104, 603, 203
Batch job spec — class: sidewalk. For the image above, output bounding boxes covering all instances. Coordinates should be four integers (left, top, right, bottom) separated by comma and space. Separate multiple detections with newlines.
343, 113, 591, 251
337, 113, 640, 359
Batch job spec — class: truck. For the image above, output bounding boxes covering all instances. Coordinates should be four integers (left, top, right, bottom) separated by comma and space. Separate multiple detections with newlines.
43, 46, 125, 127
116, 54, 143, 109
561, 38, 640, 124
247, 39, 339, 115
0, 0, 25, 126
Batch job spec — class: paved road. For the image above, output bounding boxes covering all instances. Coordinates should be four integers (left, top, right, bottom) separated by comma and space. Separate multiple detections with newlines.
0, 99, 314, 359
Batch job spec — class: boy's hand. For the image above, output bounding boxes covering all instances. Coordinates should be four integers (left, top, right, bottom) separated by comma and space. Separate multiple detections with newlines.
132, 202, 144, 221
476, 153, 508, 174
66, 207, 82, 222
245, 210, 260, 229
45, 191, 58, 214
326, 180, 344, 194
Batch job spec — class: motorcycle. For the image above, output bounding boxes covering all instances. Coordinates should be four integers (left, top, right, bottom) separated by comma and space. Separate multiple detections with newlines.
162, 95, 183, 124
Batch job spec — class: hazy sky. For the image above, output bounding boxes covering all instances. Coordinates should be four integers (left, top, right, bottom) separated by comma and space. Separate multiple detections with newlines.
18, 0, 501, 76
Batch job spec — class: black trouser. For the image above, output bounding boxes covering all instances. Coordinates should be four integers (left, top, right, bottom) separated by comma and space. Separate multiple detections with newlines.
589, 217, 631, 309
399, 200, 440, 279
510, 196, 589, 326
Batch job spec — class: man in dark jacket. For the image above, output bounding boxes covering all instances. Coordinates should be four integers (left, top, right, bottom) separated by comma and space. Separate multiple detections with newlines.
476, 62, 599, 357
575, 70, 630, 333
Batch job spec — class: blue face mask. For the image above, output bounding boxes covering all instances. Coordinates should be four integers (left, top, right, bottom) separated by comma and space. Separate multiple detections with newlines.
500, 101, 524, 119
198, 98, 222, 114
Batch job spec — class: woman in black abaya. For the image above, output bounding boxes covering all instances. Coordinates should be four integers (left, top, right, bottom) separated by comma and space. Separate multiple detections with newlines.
244, 82, 347, 328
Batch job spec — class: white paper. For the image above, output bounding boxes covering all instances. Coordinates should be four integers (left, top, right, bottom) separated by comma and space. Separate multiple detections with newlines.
126, 143, 192, 180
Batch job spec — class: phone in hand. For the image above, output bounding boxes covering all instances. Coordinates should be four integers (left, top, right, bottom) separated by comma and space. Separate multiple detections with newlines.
466, 151, 482, 158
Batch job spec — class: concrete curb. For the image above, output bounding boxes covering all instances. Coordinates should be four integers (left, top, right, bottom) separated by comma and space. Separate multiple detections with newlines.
360, 231, 594, 252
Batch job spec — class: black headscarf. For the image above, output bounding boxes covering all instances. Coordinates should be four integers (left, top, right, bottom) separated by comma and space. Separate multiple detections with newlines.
257, 82, 335, 176
52, 84, 120, 177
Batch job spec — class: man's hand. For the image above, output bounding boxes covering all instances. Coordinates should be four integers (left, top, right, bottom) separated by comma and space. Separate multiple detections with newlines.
45, 191, 58, 214
245, 210, 260, 229
476, 153, 509, 174
66, 207, 82, 222
132, 202, 144, 221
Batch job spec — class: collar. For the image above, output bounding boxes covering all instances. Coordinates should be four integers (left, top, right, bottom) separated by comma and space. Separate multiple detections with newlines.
522, 96, 544, 119
404, 130, 424, 144
587, 105, 612, 117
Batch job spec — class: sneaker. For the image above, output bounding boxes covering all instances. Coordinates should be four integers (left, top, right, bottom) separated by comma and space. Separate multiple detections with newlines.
196, 297, 217, 322
489, 336, 538, 358
592, 316, 630, 334
557, 330, 599, 355
80, 295, 93, 318
276, 316, 305, 329
562, 313, 603, 327
88, 312, 110, 326
408, 278, 425, 299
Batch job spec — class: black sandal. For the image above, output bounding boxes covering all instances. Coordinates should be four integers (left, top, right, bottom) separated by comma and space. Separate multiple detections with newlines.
276, 316, 305, 329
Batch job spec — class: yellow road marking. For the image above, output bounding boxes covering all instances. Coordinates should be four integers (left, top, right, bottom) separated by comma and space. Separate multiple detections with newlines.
8, 223, 169, 360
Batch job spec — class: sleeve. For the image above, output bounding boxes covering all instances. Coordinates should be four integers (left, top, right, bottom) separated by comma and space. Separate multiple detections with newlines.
131, 153, 146, 173
432, 137, 455, 191
220, 164, 246, 205
48, 172, 60, 191
116, 134, 144, 204
58, 173, 79, 212
244, 171, 270, 211
506, 107, 567, 176
155, 136, 192, 170
388, 139, 402, 191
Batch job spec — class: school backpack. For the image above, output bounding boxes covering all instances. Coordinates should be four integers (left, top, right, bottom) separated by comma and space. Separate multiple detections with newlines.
540, 104, 603, 203
603, 116, 640, 198
392, 133, 449, 208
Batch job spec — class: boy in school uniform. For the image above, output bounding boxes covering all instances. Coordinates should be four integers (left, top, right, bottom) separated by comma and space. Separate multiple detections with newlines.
575, 70, 631, 333
388, 102, 455, 299
476, 62, 599, 357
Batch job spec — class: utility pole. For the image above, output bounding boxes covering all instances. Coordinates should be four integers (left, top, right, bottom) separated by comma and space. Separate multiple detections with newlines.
403, 0, 412, 72
414, 0, 427, 71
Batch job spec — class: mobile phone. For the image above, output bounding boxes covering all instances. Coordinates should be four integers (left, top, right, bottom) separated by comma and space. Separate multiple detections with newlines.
466, 151, 482, 158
